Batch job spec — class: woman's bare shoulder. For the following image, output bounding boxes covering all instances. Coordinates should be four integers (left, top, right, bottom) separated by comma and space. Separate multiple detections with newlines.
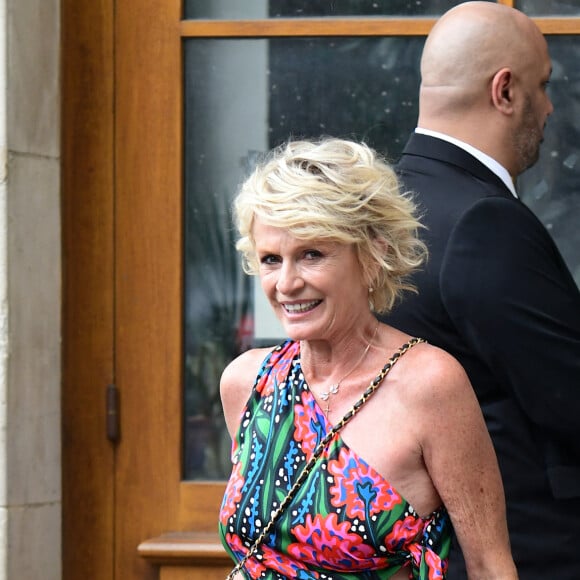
221, 346, 274, 392
220, 345, 276, 435
399, 340, 473, 405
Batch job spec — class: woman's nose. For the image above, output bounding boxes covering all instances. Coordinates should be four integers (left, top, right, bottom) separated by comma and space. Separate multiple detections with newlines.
276, 262, 304, 294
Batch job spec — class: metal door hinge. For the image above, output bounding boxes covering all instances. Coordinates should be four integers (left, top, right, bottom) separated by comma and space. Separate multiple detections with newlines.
106, 383, 120, 443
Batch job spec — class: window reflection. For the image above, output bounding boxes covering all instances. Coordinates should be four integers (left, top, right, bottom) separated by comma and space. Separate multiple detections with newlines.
184, 0, 474, 20
517, 0, 580, 16
183, 33, 580, 481
183, 39, 269, 480
183, 36, 423, 479
519, 36, 580, 286
268, 37, 422, 154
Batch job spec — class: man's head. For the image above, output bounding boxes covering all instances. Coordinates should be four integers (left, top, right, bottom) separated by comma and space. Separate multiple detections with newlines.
418, 1, 553, 178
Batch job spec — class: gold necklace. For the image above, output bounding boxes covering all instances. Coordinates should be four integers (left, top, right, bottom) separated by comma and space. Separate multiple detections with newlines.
318, 322, 380, 417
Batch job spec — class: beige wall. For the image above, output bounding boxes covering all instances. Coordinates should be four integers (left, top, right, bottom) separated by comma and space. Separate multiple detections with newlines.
3, 0, 61, 578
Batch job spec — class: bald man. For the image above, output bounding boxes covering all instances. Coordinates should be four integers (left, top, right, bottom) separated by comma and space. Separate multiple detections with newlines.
382, 2, 580, 578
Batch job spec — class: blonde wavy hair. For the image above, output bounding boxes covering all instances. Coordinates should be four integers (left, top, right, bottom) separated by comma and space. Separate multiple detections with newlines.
234, 138, 427, 314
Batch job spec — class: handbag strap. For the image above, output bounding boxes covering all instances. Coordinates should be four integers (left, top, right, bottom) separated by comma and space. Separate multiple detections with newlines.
226, 336, 425, 579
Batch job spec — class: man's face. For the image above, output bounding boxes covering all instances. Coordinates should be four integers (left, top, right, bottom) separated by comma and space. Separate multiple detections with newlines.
512, 46, 554, 175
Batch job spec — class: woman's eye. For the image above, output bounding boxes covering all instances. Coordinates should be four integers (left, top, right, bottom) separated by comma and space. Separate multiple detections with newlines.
304, 249, 323, 260
260, 254, 280, 265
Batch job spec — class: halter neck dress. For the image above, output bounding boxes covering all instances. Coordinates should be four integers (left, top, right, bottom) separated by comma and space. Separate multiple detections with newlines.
219, 339, 452, 579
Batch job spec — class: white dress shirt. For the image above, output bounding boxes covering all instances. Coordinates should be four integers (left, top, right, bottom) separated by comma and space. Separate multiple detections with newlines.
415, 127, 518, 198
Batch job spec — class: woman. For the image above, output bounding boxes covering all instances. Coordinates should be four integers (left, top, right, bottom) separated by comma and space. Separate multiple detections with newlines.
218, 138, 517, 579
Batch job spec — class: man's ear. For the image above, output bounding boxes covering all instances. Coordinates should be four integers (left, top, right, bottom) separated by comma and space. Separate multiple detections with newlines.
491, 67, 515, 113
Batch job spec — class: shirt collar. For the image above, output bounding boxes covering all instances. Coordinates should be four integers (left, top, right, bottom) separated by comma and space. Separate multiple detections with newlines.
415, 127, 518, 198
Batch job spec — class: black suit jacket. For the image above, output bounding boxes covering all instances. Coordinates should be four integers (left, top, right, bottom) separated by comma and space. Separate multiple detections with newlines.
384, 133, 580, 578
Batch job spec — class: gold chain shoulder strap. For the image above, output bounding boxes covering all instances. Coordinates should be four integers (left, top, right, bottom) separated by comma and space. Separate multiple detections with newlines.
225, 337, 425, 579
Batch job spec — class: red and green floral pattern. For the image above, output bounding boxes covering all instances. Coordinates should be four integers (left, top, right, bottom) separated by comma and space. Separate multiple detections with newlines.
219, 340, 451, 579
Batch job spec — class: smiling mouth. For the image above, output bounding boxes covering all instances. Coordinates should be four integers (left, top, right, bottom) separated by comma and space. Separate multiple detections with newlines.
282, 300, 321, 314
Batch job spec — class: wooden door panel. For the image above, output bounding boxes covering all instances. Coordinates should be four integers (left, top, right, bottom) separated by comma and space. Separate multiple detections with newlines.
114, 0, 182, 577
61, 0, 115, 577
160, 568, 231, 580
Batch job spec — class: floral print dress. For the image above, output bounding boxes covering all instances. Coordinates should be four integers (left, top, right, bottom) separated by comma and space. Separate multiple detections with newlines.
219, 340, 451, 580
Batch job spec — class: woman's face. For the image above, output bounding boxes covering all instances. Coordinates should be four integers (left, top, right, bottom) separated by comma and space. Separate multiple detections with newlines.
252, 217, 369, 342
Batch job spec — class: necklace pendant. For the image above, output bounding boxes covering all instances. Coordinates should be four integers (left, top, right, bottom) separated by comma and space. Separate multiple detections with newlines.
320, 383, 339, 401
309, 321, 380, 421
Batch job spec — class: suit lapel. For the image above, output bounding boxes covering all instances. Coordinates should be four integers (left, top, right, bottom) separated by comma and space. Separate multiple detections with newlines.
399, 132, 514, 200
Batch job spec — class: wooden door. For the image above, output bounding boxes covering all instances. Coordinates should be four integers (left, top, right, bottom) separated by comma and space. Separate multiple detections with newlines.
62, 1, 580, 578
62, 0, 185, 577
63, 0, 230, 576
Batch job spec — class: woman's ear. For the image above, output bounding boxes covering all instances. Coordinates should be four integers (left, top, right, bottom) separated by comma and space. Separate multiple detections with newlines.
491, 67, 515, 114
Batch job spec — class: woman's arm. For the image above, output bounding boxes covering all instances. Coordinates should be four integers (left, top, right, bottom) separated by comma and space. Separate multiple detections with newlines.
416, 348, 518, 579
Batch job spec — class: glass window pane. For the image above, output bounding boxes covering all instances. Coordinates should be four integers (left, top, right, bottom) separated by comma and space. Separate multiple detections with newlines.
183, 36, 423, 479
184, 0, 479, 20
518, 35, 580, 287
183, 34, 580, 481
517, 0, 580, 16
